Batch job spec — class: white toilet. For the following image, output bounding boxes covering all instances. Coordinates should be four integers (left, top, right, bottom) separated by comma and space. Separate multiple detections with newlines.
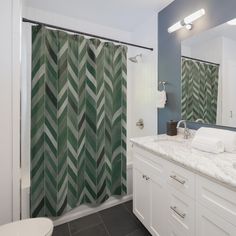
0, 218, 53, 236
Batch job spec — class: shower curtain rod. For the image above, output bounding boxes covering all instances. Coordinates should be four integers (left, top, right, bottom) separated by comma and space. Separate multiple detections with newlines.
181, 56, 220, 66
22, 18, 154, 51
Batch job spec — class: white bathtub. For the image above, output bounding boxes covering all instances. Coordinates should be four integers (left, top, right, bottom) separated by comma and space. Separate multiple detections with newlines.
21, 162, 133, 226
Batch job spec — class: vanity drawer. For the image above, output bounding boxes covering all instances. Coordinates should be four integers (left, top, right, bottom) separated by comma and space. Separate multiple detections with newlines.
133, 146, 167, 168
196, 175, 236, 227
167, 187, 195, 236
133, 153, 165, 180
167, 219, 191, 236
196, 203, 236, 236
167, 161, 195, 199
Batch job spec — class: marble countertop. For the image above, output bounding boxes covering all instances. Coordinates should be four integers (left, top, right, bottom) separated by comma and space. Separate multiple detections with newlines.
130, 134, 236, 189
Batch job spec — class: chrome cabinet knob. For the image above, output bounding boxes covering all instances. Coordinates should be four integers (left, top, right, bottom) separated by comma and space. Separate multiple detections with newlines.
142, 174, 150, 181
136, 119, 144, 129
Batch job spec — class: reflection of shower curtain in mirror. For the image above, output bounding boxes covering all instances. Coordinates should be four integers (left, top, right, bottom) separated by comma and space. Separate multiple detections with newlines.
181, 58, 219, 124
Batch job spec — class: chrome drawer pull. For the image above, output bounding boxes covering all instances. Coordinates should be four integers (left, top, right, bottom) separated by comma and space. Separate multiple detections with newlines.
142, 174, 150, 181
170, 175, 186, 185
170, 206, 186, 219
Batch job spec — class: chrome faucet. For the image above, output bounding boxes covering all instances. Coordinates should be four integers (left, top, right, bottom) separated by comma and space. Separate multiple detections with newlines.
196, 118, 205, 123
176, 120, 190, 139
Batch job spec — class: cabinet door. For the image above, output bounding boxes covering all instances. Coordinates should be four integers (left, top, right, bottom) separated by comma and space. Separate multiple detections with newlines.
196, 204, 236, 236
133, 168, 149, 225
149, 176, 166, 236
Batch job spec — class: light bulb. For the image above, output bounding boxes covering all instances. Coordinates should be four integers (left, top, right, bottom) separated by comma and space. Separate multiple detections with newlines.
227, 18, 236, 25
167, 8, 205, 34
184, 9, 205, 25
168, 21, 183, 33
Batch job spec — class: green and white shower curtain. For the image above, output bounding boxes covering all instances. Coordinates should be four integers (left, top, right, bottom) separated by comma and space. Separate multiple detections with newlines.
181, 57, 219, 124
31, 26, 127, 217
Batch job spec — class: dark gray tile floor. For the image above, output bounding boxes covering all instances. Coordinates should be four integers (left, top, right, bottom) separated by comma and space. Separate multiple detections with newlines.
53, 201, 151, 236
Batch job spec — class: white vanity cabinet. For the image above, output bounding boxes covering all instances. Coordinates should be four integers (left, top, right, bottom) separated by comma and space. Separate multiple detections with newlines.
132, 146, 236, 236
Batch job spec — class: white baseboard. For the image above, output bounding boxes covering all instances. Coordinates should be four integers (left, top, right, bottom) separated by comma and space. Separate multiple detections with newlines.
53, 194, 133, 226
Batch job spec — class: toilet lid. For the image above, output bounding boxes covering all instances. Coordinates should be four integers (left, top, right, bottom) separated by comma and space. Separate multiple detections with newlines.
0, 218, 53, 236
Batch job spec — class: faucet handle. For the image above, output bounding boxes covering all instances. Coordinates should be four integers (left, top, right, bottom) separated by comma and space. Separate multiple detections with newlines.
184, 128, 191, 139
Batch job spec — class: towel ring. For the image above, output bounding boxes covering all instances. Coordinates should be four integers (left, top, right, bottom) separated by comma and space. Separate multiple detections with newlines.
159, 81, 166, 90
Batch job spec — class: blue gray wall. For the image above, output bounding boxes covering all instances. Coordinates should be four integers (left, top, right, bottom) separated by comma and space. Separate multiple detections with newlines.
158, 0, 236, 133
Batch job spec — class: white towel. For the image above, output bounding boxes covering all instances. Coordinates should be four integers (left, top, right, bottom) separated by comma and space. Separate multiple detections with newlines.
195, 127, 236, 152
157, 90, 167, 108
191, 135, 224, 154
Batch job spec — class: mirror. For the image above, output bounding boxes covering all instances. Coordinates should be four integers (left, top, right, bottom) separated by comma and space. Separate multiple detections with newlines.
181, 19, 236, 128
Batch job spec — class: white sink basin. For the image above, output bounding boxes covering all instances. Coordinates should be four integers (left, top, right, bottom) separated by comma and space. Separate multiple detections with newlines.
153, 138, 191, 150
154, 138, 186, 145
155, 139, 184, 143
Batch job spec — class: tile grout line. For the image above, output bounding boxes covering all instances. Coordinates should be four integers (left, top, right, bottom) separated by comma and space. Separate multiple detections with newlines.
54, 201, 150, 236
122, 202, 149, 234
122, 202, 130, 212
122, 202, 135, 218
98, 212, 111, 236
67, 213, 102, 235
125, 228, 141, 236
61, 202, 135, 236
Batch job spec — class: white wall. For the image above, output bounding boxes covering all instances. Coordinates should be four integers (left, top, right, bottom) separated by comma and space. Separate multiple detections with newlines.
181, 45, 191, 57
191, 37, 222, 64
129, 14, 158, 134
23, 7, 132, 43
127, 14, 158, 160
221, 37, 236, 126
0, 0, 21, 225
0, 0, 13, 225
182, 37, 222, 64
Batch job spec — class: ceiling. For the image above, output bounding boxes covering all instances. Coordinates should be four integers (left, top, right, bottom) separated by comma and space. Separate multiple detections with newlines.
23, 0, 174, 31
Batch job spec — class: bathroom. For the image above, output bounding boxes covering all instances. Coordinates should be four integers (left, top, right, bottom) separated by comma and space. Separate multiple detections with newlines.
1, 0, 236, 235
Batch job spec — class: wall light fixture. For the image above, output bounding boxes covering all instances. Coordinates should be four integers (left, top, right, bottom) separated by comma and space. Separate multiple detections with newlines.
168, 9, 205, 33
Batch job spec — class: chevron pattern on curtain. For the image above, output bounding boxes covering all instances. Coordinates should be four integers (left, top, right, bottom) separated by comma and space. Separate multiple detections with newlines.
31, 26, 127, 217
181, 58, 219, 124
